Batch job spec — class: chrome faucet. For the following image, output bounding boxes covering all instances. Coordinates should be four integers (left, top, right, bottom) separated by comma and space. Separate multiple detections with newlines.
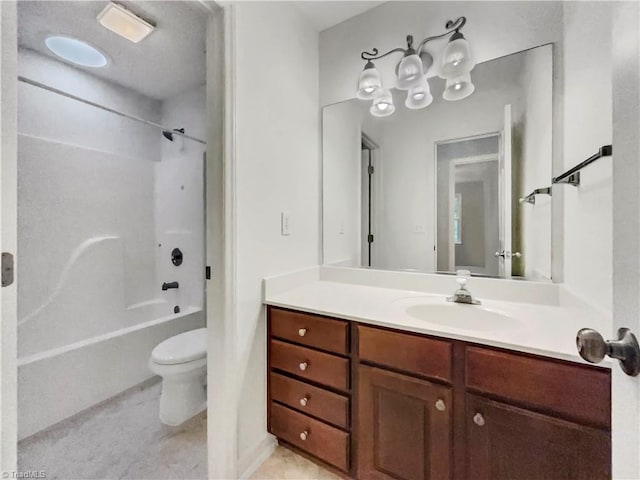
447, 270, 481, 305
162, 281, 179, 291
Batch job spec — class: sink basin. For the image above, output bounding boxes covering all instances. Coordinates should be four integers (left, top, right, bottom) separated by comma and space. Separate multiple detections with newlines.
395, 297, 521, 332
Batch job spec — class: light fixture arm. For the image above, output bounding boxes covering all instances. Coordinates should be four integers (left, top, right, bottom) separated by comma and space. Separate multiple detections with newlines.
360, 17, 468, 61
361, 46, 406, 61
416, 17, 466, 55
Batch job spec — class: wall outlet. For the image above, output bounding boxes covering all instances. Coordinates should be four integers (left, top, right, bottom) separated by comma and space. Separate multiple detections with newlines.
414, 224, 426, 233
281, 211, 291, 236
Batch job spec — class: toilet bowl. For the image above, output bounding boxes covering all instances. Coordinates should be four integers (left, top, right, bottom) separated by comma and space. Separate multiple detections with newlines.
149, 327, 207, 426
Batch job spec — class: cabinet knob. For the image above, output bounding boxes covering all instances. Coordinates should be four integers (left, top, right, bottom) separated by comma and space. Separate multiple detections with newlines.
299, 430, 309, 441
299, 396, 309, 407
473, 413, 485, 427
298, 328, 307, 337
299, 361, 308, 371
435, 399, 446, 411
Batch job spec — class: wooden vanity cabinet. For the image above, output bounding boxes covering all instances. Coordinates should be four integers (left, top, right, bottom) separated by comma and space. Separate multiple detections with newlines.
464, 345, 611, 480
267, 307, 612, 480
358, 365, 452, 480
466, 394, 610, 480
267, 306, 354, 475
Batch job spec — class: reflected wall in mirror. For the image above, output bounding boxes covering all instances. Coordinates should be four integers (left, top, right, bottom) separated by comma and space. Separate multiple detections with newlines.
322, 44, 553, 280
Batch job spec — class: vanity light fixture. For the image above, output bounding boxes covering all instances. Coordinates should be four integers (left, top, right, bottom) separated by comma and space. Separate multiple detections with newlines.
97, 2, 155, 43
370, 89, 395, 117
443, 72, 475, 101
356, 60, 382, 100
357, 17, 476, 116
406, 76, 433, 109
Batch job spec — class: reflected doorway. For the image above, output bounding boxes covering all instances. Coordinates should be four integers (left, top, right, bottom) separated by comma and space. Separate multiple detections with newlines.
435, 132, 502, 276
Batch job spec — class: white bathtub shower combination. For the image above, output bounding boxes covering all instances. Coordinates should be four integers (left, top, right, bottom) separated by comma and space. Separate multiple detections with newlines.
17, 48, 206, 439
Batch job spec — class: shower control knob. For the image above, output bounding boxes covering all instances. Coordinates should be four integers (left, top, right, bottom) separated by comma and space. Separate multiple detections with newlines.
299, 362, 308, 371
299, 397, 309, 407
299, 430, 309, 441
435, 399, 446, 411
298, 328, 307, 337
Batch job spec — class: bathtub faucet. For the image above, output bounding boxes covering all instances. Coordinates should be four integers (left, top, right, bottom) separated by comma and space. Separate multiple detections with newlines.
162, 281, 179, 291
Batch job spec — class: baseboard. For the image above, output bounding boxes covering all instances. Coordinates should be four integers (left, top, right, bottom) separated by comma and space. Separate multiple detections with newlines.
238, 433, 277, 479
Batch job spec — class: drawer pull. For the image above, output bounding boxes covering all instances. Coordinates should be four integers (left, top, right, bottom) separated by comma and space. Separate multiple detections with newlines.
298, 328, 307, 337
299, 396, 309, 407
299, 361, 309, 371
435, 399, 446, 411
299, 430, 309, 441
473, 412, 485, 427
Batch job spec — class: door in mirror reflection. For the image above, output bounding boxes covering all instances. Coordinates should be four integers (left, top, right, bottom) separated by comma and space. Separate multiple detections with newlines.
436, 132, 501, 277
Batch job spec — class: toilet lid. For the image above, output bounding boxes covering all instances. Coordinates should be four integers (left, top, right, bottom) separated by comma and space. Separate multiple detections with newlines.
152, 328, 207, 365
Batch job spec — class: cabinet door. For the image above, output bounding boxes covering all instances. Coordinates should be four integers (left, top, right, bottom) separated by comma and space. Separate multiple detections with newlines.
358, 365, 452, 480
467, 394, 611, 480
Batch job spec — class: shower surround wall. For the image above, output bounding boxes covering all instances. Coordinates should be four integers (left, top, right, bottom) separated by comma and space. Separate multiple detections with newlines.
17, 49, 205, 439
155, 86, 206, 312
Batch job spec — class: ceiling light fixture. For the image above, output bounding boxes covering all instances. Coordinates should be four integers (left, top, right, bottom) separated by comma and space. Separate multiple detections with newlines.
45, 36, 108, 67
97, 2, 155, 43
356, 17, 475, 116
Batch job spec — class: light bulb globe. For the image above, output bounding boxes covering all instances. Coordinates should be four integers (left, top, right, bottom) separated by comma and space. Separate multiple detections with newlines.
440, 36, 475, 79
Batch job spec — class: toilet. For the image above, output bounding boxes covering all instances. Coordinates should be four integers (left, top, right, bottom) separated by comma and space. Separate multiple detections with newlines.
149, 327, 207, 426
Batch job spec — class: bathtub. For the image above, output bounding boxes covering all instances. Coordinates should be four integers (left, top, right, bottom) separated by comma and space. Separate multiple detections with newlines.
18, 306, 205, 440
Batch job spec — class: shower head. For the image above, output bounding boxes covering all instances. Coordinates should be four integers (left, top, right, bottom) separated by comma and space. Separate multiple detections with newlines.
162, 128, 185, 142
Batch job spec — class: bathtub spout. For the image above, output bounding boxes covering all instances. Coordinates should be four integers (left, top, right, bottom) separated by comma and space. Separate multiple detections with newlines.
162, 281, 179, 291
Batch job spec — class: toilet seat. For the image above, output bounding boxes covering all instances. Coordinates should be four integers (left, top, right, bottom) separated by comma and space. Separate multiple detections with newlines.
151, 328, 207, 365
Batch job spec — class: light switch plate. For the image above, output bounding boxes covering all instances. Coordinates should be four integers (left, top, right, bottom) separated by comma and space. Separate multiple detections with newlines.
281, 211, 291, 236
414, 224, 426, 233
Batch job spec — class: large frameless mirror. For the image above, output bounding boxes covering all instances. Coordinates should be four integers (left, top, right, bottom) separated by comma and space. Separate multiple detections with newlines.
322, 43, 553, 280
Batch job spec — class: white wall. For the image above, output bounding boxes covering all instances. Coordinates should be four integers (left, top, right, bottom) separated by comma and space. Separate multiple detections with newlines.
322, 100, 361, 266
560, 2, 612, 312
231, 2, 320, 473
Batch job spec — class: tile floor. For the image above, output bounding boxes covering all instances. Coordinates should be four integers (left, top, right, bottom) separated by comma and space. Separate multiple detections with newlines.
18, 380, 207, 480
249, 446, 340, 480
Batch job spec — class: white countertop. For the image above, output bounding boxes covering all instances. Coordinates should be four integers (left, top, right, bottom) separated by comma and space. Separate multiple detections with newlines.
264, 279, 613, 367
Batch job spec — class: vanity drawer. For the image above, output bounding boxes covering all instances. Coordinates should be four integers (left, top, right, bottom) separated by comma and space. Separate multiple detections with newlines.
269, 307, 349, 355
270, 339, 350, 391
465, 346, 611, 429
270, 372, 350, 429
358, 325, 452, 382
270, 402, 350, 472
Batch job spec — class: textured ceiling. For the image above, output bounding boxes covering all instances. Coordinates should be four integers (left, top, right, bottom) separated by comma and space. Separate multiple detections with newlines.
293, 1, 385, 32
18, 1, 207, 100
